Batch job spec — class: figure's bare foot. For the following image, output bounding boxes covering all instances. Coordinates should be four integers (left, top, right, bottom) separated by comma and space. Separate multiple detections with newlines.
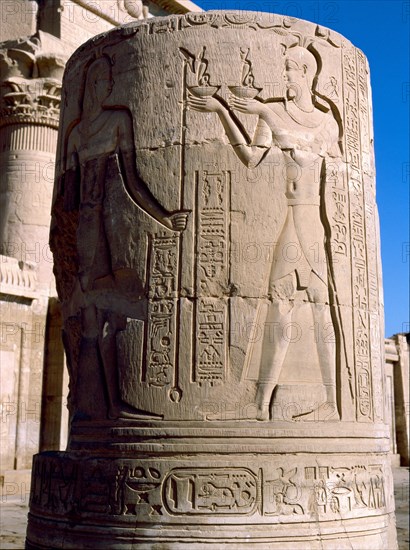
79, 272, 91, 292
292, 401, 339, 422
256, 407, 270, 421
108, 402, 163, 420
93, 273, 115, 290
203, 404, 262, 421
255, 384, 274, 421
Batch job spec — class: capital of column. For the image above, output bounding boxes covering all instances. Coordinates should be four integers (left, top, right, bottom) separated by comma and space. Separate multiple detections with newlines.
0, 38, 65, 130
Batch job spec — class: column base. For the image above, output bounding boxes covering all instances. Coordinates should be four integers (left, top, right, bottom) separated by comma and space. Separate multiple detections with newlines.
26, 449, 397, 549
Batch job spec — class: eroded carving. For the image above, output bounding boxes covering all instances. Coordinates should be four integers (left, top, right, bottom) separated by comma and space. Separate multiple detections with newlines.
308, 464, 386, 515
264, 467, 304, 515
54, 55, 187, 420
29, 455, 388, 522
163, 468, 260, 515
342, 47, 373, 421
146, 233, 179, 389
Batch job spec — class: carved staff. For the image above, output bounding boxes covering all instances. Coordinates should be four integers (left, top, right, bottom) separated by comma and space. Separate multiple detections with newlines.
165, 51, 191, 404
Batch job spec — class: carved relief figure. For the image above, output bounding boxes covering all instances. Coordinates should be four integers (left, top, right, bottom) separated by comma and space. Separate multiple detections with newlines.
189, 45, 342, 421
61, 55, 187, 419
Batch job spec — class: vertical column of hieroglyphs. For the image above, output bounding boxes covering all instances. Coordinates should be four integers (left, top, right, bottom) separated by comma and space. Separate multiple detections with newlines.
328, 160, 350, 258
194, 170, 230, 385
146, 233, 179, 391
357, 50, 384, 422
342, 45, 373, 421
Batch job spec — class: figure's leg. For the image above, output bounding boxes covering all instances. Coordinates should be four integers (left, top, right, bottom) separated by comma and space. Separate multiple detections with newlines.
306, 274, 339, 419
77, 205, 100, 291
97, 311, 162, 419
97, 310, 139, 419
82, 304, 99, 338
97, 310, 120, 418
255, 272, 297, 420
74, 305, 100, 419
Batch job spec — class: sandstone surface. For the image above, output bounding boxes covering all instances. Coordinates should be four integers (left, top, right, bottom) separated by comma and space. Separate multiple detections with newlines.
26, 11, 397, 549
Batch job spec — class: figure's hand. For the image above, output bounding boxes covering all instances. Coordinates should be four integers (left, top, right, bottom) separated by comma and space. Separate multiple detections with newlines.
187, 94, 221, 113
229, 96, 263, 116
164, 211, 190, 231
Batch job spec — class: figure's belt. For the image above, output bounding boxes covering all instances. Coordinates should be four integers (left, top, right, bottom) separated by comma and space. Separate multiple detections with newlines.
287, 197, 320, 206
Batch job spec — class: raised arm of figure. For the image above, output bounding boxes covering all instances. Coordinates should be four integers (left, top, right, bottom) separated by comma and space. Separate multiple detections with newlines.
229, 96, 291, 152
188, 95, 271, 169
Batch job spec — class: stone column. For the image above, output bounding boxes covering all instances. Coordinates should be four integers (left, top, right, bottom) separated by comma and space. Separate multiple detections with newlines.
386, 334, 410, 466
394, 334, 409, 466
0, 37, 64, 288
0, 37, 65, 490
26, 12, 397, 549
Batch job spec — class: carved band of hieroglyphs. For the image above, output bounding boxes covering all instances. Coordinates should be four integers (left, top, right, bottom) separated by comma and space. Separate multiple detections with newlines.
145, 233, 179, 387
305, 464, 385, 515
145, 12, 333, 34
342, 47, 372, 421
163, 468, 260, 515
29, 455, 387, 520
194, 170, 230, 385
30, 455, 164, 518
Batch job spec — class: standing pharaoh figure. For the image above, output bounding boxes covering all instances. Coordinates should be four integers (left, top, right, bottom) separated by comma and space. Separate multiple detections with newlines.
58, 55, 188, 419
189, 45, 342, 421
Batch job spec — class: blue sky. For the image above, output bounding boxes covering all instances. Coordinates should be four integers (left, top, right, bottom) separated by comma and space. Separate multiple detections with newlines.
198, 0, 409, 337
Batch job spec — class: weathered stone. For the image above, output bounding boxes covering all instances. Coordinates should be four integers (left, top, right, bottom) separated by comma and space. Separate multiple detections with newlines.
0, 0, 201, 495
385, 333, 410, 466
26, 11, 397, 549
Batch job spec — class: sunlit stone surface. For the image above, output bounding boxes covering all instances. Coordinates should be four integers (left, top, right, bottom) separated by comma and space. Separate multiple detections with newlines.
26, 12, 397, 549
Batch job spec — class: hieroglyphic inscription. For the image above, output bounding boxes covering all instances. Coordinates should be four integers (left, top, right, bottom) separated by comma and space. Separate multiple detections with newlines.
263, 467, 304, 516
117, 11, 345, 38
148, 17, 178, 34
357, 51, 384, 422
30, 455, 387, 521
161, 463, 385, 518
307, 464, 385, 515
327, 160, 349, 257
364, 185, 379, 316
163, 468, 259, 515
342, 47, 373, 421
357, 51, 378, 315
146, 233, 179, 387
357, 51, 372, 176
370, 311, 384, 422
114, 465, 162, 516
195, 299, 227, 385
30, 455, 163, 518
194, 171, 230, 385
196, 170, 229, 291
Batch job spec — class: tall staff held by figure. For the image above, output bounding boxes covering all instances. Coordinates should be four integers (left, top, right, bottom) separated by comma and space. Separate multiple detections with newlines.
61, 55, 188, 419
